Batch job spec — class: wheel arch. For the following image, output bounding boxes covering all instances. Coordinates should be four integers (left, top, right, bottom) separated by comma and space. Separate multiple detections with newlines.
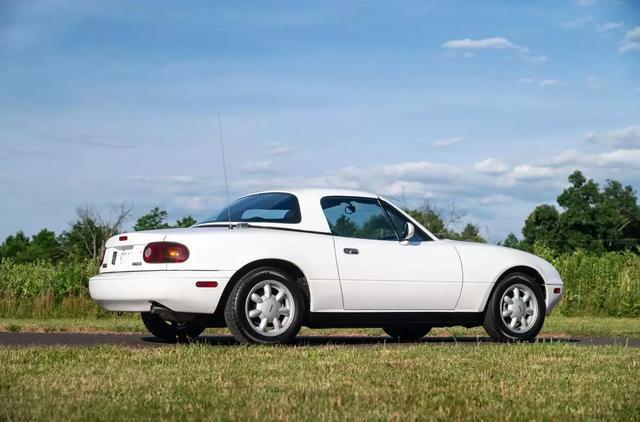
482, 265, 546, 313
218, 258, 311, 315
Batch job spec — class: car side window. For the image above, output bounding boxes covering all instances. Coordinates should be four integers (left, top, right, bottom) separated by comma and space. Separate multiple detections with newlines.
381, 201, 432, 242
321, 197, 398, 241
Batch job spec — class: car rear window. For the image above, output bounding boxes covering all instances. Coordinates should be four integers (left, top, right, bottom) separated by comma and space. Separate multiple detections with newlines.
202, 193, 301, 224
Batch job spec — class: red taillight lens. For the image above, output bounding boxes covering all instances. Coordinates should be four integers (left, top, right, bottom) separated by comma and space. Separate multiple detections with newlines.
143, 242, 190, 263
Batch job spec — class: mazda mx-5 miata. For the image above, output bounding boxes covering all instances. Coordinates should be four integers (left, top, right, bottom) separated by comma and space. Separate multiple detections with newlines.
89, 189, 564, 344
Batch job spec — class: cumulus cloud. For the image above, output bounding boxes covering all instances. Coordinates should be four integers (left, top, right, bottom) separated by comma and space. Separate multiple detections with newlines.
598, 22, 624, 32
432, 137, 463, 147
473, 158, 509, 174
585, 126, 640, 148
620, 26, 640, 53
511, 165, 555, 180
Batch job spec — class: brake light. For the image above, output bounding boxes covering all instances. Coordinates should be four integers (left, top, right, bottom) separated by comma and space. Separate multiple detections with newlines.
143, 242, 190, 263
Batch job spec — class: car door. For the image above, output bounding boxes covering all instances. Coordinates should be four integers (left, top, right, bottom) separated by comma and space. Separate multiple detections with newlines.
321, 196, 462, 311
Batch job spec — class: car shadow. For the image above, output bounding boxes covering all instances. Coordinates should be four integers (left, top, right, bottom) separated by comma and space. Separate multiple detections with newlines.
141, 335, 579, 347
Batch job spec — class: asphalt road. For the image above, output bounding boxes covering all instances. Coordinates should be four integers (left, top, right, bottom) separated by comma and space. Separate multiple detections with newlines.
1, 331, 639, 348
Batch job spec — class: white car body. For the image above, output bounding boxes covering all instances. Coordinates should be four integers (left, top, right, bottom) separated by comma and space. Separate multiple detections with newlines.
89, 188, 563, 329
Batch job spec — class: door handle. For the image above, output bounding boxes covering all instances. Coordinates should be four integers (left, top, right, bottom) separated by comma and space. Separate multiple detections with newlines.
343, 248, 359, 255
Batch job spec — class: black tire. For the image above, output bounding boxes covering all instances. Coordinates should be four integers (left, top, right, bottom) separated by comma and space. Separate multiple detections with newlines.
224, 267, 305, 345
140, 312, 205, 342
383, 326, 431, 342
483, 272, 545, 342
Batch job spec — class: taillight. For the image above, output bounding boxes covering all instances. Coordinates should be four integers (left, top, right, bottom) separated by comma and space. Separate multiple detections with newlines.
143, 242, 190, 263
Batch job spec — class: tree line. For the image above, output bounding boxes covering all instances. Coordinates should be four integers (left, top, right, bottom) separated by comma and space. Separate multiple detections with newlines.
1, 170, 638, 264
0, 206, 196, 263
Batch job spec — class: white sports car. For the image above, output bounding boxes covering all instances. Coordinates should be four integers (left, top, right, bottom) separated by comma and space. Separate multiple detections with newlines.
89, 189, 564, 344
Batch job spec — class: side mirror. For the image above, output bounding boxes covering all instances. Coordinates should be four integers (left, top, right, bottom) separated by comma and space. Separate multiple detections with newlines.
401, 222, 415, 244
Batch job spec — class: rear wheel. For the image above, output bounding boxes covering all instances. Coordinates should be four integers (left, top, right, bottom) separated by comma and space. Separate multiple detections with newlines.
140, 312, 205, 342
383, 326, 430, 342
224, 267, 305, 344
483, 272, 545, 342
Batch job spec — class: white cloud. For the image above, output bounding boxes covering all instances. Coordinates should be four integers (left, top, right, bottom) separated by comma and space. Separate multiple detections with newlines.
620, 26, 640, 53
432, 137, 463, 147
263, 142, 293, 156
442, 37, 523, 51
511, 165, 554, 180
585, 126, 640, 148
441, 36, 547, 64
598, 22, 624, 32
473, 158, 509, 174
561, 16, 592, 29
597, 149, 640, 168
241, 160, 276, 174
585, 75, 606, 90
540, 79, 561, 88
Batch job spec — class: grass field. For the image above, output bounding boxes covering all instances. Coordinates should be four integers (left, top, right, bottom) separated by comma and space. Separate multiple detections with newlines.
2, 315, 640, 338
1, 343, 638, 420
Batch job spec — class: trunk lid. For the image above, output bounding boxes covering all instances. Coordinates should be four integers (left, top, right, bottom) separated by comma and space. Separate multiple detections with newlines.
99, 230, 175, 273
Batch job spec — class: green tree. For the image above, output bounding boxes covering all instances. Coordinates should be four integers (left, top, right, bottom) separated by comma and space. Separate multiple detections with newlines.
522, 204, 560, 249
0, 231, 31, 262
27, 229, 64, 261
405, 208, 449, 238
175, 216, 197, 228
521, 170, 640, 253
134, 207, 170, 231
454, 223, 486, 243
499, 233, 529, 251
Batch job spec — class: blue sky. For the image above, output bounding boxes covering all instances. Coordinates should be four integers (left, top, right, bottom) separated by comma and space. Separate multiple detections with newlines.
1, 0, 639, 242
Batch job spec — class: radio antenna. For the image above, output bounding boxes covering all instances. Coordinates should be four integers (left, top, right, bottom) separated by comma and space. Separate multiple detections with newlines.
217, 113, 232, 229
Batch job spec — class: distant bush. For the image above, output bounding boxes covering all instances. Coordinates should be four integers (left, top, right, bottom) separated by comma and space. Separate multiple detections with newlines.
0, 251, 639, 318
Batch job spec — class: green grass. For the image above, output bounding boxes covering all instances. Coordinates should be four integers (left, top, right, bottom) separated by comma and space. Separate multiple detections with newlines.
0, 344, 638, 420
2, 315, 640, 338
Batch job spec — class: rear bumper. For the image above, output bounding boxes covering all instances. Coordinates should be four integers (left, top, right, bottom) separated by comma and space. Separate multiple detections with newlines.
89, 270, 233, 314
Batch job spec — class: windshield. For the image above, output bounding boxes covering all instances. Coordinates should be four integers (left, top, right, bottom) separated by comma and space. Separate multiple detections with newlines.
201, 193, 301, 224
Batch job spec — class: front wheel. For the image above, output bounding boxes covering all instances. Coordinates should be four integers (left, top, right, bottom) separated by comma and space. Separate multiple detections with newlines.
483, 272, 545, 342
224, 267, 305, 344
141, 312, 205, 342
383, 326, 431, 342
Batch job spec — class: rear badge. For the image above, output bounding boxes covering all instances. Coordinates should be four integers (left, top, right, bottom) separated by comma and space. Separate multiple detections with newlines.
132, 262, 142, 266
